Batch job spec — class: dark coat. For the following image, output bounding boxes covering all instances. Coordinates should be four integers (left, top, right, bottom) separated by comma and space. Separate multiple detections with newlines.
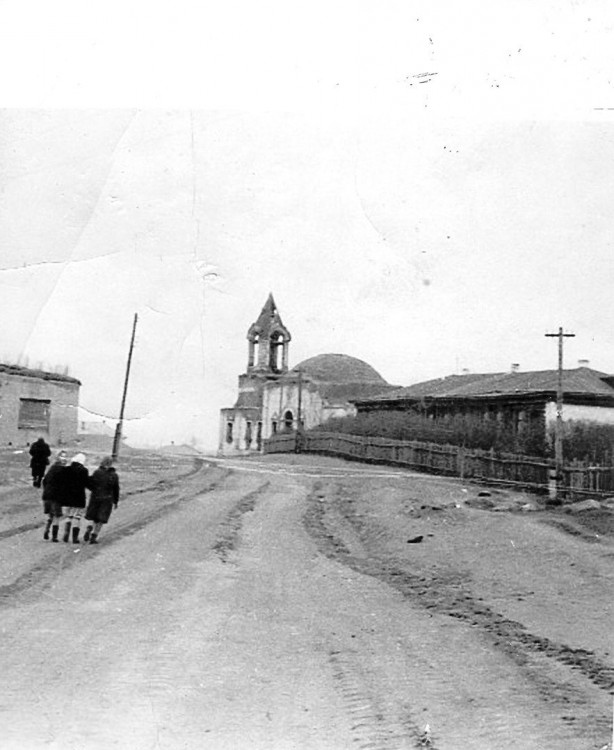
63, 463, 90, 508
85, 467, 120, 524
29, 439, 51, 469
42, 463, 68, 502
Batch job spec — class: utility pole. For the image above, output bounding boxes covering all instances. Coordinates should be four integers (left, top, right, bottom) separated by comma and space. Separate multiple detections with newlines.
112, 313, 138, 461
545, 326, 575, 501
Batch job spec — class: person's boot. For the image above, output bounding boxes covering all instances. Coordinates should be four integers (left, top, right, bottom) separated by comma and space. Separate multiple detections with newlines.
43, 518, 52, 540
51, 525, 59, 542
63, 521, 72, 543
72, 527, 80, 544
83, 526, 92, 542
89, 533, 98, 545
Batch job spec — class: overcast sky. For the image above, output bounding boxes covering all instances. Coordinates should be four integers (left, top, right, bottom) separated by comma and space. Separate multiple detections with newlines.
1, 1, 613, 450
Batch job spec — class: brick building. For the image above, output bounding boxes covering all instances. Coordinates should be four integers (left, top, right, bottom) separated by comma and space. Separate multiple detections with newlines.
0, 364, 81, 446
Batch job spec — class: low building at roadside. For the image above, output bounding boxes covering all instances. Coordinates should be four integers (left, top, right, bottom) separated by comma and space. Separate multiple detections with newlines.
0, 363, 81, 446
352, 366, 614, 449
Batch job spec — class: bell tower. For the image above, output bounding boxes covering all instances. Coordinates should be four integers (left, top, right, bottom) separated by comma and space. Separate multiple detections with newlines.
246, 293, 291, 375
220, 293, 291, 455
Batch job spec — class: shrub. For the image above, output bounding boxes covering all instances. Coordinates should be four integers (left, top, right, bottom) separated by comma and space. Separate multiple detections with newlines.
311, 410, 548, 457
552, 421, 614, 464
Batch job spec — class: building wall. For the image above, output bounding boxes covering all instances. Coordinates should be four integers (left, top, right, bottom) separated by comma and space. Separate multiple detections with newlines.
219, 408, 262, 455
261, 381, 324, 440
0, 373, 79, 446
262, 380, 358, 441
322, 403, 357, 422
545, 401, 614, 426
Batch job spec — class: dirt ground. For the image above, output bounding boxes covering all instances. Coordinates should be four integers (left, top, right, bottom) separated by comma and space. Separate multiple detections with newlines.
0, 448, 612, 749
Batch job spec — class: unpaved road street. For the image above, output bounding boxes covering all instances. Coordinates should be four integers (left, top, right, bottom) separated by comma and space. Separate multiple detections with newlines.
1, 451, 613, 749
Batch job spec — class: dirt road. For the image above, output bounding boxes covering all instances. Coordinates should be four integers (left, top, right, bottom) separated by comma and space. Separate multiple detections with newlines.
1, 451, 612, 749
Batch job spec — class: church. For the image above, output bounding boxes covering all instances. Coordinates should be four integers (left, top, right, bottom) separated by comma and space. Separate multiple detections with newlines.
219, 294, 395, 455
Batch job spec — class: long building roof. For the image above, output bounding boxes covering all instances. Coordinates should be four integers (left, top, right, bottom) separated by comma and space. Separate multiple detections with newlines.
353, 367, 614, 405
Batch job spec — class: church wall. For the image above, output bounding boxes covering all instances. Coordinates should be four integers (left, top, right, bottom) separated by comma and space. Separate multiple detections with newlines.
219, 407, 262, 455
262, 382, 324, 440
261, 382, 359, 441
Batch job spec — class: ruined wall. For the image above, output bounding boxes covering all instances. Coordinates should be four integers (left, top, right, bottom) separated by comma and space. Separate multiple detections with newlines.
0, 373, 79, 447
219, 407, 262, 455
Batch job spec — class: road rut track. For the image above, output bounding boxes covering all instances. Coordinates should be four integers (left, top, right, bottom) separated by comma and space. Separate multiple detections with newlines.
0, 521, 42, 541
303, 482, 614, 738
328, 647, 436, 749
0, 462, 229, 608
212, 479, 271, 562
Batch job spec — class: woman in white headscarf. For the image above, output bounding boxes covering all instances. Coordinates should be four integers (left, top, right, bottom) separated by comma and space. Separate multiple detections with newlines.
61, 453, 90, 544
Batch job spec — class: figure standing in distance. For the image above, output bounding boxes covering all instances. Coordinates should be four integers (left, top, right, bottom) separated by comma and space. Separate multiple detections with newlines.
41, 449, 69, 541
84, 457, 120, 545
62, 453, 90, 544
29, 437, 51, 488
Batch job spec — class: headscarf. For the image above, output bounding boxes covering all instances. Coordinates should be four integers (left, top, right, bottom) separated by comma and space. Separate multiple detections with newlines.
55, 450, 68, 464
99, 456, 114, 469
71, 453, 86, 465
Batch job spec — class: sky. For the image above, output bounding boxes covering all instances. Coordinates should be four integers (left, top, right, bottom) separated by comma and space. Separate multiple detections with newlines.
1, 1, 613, 451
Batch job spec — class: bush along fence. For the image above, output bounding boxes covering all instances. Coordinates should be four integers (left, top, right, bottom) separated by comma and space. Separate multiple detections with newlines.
263, 431, 614, 499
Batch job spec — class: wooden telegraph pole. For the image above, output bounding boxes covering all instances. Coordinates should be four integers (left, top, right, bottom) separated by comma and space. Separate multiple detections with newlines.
545, 326, 575, 501
112, 313, 138, 461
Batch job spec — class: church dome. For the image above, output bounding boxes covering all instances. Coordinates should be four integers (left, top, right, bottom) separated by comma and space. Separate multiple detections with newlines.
291, 353, 388, 385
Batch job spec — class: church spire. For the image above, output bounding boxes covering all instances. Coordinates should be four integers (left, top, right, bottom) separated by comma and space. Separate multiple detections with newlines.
247, 293, 291, 374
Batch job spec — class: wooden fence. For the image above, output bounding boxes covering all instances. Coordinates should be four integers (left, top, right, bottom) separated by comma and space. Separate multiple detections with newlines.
263, 431, 614, 499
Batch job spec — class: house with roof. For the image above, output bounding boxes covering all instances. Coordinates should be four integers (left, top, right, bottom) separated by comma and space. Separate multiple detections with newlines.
0, 363, 81, 446
219, 294, 396, 454
352, 366, 614, 450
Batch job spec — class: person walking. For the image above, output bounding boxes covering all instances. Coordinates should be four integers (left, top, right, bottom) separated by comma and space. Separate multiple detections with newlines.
62, 453, 90, 544
29, 437, 51, 488
41, 449, 69, 542
83, 457, 120, 545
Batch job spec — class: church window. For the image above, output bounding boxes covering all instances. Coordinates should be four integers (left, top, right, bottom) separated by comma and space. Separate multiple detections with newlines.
225, 421, 234, 444
284, 410, 294, 431
269, 331, 285, 373
245, 421, 252, 446
248, 334, 259, 368
256, 421, 262, 450
272, 420, 278, 434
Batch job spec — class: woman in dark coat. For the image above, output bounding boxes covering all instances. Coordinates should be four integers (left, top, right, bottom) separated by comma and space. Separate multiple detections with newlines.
29, 437, 51, 487
62, 453, 90, 544
84, 457, 120, 545
41, 449, 68, 541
